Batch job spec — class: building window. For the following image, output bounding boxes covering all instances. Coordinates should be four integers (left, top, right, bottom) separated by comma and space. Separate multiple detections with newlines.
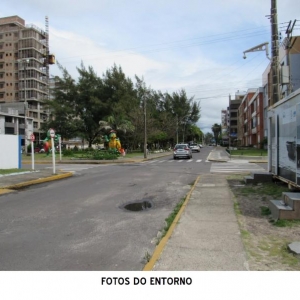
252, 117, 257, 129
5, 116, 13, 122
5, 127, 15, 134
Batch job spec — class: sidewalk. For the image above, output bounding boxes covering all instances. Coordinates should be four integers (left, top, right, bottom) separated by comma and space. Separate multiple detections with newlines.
143, 147, 267, 270
207, 146, 268, 163
144, 174, 249, 270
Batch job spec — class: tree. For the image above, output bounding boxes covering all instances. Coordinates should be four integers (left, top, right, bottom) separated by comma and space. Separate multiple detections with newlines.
42, 69, 82, 139
44, 62, 201, 150
204, 132, 214, 145
211, 123, 221, 145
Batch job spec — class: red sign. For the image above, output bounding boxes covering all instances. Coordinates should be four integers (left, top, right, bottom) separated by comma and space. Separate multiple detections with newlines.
30, 134, 35, 142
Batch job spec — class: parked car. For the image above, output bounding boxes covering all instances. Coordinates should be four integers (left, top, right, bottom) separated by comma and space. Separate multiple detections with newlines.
199, 144, 203, 148
173, 143, 192, 159
189, 143, 201, 152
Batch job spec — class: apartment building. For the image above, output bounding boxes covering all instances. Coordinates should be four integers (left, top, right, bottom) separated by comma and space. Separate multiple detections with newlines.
0, 15, 54, 145
279, 36, 300, 98
237, 88, 264, 148
228, 91, 245, 147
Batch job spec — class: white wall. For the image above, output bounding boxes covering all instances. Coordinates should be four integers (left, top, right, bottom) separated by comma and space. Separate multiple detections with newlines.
0, 135, 21, 169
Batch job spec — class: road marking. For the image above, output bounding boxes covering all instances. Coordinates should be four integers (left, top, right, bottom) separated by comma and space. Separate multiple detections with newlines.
210, 162, 265, 173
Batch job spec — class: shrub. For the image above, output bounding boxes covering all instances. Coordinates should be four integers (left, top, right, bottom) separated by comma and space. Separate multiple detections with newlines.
92, 151, 118, 160
62, 149, 73, 157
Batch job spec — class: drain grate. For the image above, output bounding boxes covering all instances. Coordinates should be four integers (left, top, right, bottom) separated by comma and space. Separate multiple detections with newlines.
121, 200, 153, 212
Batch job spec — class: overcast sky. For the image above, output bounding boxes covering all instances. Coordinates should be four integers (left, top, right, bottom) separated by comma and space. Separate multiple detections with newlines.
1, 0, 300, 133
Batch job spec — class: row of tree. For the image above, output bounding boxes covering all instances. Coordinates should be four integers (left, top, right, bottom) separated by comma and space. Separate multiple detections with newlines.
42, 63, 202, 150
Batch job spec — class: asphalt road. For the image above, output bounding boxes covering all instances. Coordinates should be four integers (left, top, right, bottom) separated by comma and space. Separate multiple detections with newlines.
0, 150, 211, 270
0, 148, 267, 270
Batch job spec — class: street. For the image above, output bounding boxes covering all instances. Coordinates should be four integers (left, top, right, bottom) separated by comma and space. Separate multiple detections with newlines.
0, 147, 267, 270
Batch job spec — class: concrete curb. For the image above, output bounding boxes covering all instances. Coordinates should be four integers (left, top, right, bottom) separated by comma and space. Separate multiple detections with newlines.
207, 159, 228, 162
0, 188, 15, 195
143, 175, 201, 271
0, 172, 73, 190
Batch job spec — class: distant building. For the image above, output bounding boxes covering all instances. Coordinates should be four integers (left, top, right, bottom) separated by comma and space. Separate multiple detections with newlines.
0, 109, 33, 144
228, 91, 246, 146
237, 88, 264, 148
0, 15, 54, 145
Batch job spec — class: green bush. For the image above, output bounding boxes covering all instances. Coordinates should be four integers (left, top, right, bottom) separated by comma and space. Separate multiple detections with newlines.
92, 151, 118, 160
62, 149, 74, 157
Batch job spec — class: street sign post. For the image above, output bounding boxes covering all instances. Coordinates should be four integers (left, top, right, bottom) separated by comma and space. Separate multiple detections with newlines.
58, 135, 62, 161
49, 128, 56, 174
30, 134, 35, 170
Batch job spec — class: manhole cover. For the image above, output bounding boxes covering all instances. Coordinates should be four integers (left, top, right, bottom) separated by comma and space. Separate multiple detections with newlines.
121, 200, 153, 212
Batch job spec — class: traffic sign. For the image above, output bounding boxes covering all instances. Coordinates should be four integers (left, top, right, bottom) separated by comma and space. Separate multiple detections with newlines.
49, 128, 55, 138
30, 134, 35, 142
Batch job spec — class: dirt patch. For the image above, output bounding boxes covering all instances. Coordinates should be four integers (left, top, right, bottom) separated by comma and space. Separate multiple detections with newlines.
227, 175, 300, 271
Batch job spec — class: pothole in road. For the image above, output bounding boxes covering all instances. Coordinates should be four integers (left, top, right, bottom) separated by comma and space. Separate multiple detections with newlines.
121, 200, 153, 212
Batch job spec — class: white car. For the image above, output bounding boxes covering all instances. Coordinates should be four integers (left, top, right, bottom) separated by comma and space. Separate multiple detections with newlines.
189, 143, 201, 152
173, 144, 192, 159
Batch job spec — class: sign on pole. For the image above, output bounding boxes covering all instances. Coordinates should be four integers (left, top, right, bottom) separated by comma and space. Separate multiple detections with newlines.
49, 128, 55, 138
30, 134, 35, 170
49, 128, 56, 174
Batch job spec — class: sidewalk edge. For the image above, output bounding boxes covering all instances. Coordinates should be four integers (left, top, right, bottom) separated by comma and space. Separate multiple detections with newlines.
0, 172, 73, 190
143, 175, 201, 271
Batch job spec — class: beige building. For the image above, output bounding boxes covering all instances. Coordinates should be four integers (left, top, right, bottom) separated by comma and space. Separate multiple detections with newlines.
0, 15, 54, 145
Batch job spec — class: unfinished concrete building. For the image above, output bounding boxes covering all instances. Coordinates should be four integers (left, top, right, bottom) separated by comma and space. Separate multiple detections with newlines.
0, 15, 54, 145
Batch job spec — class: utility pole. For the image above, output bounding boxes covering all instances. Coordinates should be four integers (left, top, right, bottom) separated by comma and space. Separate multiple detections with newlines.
143, 95, 147, 158
176, 115, 179, 144
270, 0, 280, 105
19, 59, 30, 154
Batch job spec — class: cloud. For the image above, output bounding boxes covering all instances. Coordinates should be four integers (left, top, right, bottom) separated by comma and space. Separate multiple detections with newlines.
2, 0, 300, 135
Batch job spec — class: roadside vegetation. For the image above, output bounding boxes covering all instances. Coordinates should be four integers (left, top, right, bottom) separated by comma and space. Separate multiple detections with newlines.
40, 63, 202, 151
228, 175, 300, 270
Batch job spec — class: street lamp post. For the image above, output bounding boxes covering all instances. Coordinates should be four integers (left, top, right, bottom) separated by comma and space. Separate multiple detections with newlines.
21, 59, 30, 155
177, 114, 189, 144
